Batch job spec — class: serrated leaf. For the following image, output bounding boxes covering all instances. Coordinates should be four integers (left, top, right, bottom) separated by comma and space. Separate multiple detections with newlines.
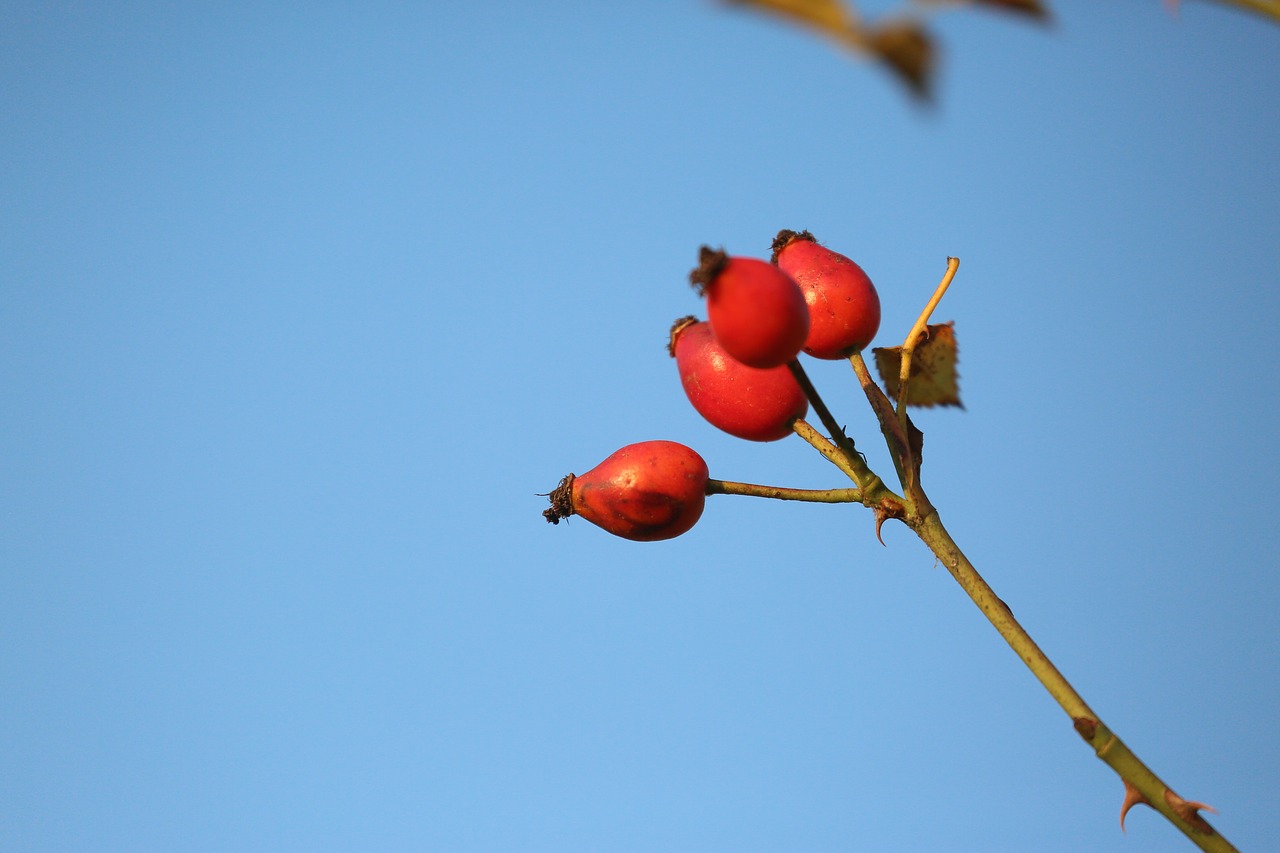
873, 322, 962, 408
866, 20, 935, 100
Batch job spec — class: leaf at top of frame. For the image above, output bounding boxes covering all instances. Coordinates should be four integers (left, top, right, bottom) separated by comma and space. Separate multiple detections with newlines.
917, 0, 1050, 20
724, 0, 856, 37
866, 19, 935, 101
873, 322, 962, 408
972, 0, 1051, 20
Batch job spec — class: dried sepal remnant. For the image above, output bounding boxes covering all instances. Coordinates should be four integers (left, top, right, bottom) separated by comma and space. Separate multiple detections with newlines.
666, 315, 699, 357
542, 475, 575, 525
688, 246, 729, 296
873, 322, 962, 408
769, 228, 817, 262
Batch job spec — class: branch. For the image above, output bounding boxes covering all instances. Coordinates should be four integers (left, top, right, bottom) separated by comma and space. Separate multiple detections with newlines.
844, 253, 1233, 848
790, 418, 866, 486
910, 510, 1236, 851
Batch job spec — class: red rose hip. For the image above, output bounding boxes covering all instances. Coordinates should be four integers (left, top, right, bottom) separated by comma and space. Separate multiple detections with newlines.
543, 440, 708, 542
690, 246, 809, 369
771, 230, 881, 359
669, 316, 808, 442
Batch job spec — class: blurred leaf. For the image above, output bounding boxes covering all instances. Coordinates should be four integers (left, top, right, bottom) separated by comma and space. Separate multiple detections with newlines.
916, 0, 1050, 20
1199, 0, 1280, 24
975, 0, 1051, 18
725, 0, 856, 38
726, 1, 937, 99
866, 20, 935, 100
873, 322, 962, 408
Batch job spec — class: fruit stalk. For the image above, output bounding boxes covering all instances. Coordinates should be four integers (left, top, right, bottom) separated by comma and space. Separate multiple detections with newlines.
791, 419, 869, 486
786, 359, 886, 496
706, 478, 862, 503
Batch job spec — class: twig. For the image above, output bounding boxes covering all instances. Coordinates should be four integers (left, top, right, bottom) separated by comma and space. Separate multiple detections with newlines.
896, 256, 959, 434
787, 361, 883, 493
790, 419, 865, 486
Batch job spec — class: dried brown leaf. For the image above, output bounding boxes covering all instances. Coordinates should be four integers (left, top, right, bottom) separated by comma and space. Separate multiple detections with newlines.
917, 0, 1050, 20
866, 20, 935, 100
724, 0, 855, 38
873, 321, 962, 408
978, 0, 1050, 19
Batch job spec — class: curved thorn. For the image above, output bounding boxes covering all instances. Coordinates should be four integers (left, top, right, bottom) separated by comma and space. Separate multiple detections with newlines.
1164, 790, 1218, 834
1120, 779, 1150, 832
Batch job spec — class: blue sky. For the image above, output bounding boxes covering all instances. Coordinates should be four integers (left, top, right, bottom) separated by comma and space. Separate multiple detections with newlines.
3, 2, 1278, 851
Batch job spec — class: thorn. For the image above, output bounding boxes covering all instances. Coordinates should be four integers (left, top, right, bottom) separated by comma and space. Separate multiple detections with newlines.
1119, 781, 1219, 835
1164, 789, 1218, 835
872, 497, 905, 547
1119, 779, 1149, 832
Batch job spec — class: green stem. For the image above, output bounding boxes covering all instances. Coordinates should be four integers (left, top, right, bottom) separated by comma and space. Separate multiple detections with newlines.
791, 419, 864, 485
791, 419, 898, 509
787, 360, 883, 492
912, 510, 1237, 852
847, 351, 911, 488
706, 478, 862, 503
844, 257, 1233, 848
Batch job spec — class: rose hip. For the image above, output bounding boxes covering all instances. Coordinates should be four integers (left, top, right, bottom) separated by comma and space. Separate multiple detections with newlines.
772, 230, 881, 359
543, 440, 708, 542
690, 246, 809, 369
669, 316, 808, 442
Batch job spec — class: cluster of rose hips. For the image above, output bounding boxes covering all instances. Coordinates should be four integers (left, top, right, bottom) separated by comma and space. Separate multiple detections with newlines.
544, 229, 881, 541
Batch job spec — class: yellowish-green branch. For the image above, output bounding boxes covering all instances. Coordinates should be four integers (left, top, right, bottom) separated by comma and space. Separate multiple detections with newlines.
788, 363, 888, 496
850, 256, 1237, 851
790, 419, 867, 487
911, 510, 1235, 852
